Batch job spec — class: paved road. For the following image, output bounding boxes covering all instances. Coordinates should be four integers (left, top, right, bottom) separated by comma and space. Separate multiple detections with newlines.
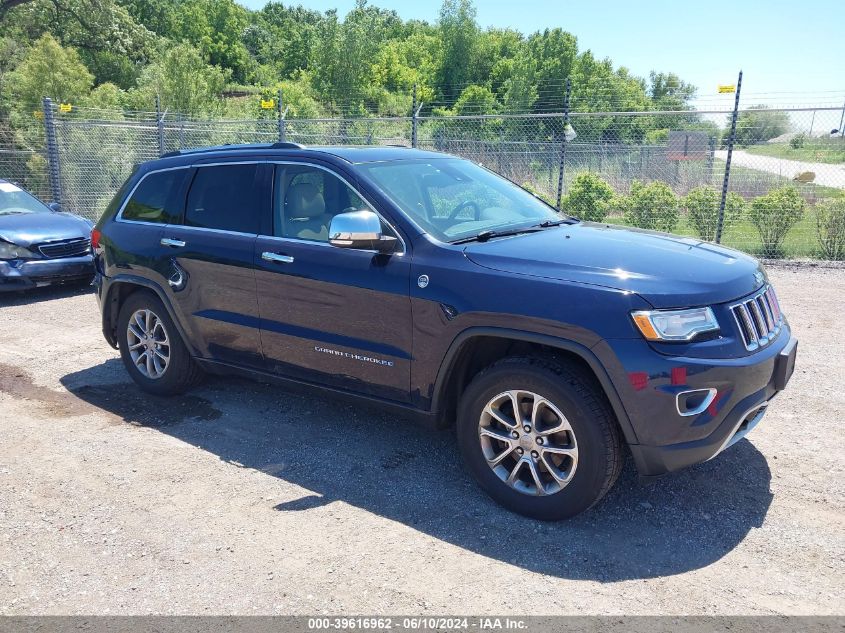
715, 150, 845, 189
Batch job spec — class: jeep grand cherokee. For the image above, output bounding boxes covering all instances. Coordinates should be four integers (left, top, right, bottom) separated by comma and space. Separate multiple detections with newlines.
91, 143, 797, 520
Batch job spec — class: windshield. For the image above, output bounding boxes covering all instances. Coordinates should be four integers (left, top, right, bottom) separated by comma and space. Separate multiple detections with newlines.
0, 183, 51, 216
358, 158, 564, 242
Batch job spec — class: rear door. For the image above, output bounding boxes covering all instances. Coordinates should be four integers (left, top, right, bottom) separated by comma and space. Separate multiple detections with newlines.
254, 162, 412, 403
159, 161, 269, 368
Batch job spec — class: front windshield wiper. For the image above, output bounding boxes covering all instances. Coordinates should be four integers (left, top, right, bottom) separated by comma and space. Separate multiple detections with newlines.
451, 217, 577, 244
534, 217, 578, 228
451, 226, 545, 244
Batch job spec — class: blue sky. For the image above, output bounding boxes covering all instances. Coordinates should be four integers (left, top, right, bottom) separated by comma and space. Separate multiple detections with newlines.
237, 0, 845, 110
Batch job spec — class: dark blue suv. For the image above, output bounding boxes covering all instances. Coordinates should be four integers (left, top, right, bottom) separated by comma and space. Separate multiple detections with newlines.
92, 143, 797, 519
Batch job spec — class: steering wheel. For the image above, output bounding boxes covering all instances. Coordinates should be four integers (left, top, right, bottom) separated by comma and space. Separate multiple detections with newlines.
448, 200, 481, 221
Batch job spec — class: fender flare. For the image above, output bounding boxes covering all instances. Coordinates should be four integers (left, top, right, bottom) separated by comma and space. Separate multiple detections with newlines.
430, 327, 639, 445
102, 275, 198, 356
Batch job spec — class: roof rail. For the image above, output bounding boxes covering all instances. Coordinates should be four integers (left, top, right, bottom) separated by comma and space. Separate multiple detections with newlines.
160, 141, 305, 159
271, 141, 305, 149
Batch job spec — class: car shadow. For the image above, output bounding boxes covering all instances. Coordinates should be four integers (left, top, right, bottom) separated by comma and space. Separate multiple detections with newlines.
60, 359, 773, 582
0, 282, 92, 306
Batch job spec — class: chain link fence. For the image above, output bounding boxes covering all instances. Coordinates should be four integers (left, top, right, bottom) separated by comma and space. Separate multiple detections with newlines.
4, 99, 844, 260
0, 113, 51, 201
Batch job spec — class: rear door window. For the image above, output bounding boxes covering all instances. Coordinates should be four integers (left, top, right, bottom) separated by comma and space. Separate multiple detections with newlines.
184, 164, 262, 234
121, 169, 189, 223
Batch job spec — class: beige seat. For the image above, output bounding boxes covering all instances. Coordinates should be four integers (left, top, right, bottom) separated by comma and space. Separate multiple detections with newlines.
285, 182, 331, 241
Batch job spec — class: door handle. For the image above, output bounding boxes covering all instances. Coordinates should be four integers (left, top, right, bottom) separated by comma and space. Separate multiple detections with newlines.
161, 238, 186, 248
262, 252, 294, 264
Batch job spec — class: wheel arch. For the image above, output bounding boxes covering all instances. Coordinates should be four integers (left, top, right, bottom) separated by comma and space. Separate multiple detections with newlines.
430, 327, 639, 445
102, 276, 196, 355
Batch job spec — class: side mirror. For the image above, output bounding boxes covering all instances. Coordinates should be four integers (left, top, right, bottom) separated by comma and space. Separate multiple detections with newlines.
328, 210, 398, 253
48, 202, 62, 212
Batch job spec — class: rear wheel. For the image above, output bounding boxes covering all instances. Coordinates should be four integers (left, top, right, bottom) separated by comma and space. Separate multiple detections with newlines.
117, 290, 202, 395
457, 356, 623, 520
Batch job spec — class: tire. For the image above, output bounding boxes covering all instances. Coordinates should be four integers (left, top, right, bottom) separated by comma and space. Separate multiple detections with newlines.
456, 356, 623, 520
117, 290, 203, 396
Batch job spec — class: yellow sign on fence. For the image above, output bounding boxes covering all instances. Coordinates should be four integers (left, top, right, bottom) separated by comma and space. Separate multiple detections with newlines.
259, 98, 276, 110
718, 85, 736, 94
59, 103, 73, 112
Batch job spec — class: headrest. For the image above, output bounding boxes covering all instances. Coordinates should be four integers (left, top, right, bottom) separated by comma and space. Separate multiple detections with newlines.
286, 182, 325, 218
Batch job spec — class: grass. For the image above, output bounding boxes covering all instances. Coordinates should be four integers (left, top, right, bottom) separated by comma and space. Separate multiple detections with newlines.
744, 137, 845, 165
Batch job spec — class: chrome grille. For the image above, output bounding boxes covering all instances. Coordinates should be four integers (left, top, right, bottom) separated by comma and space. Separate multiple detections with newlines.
37, 238, 91, 259
730, 285, 783, 351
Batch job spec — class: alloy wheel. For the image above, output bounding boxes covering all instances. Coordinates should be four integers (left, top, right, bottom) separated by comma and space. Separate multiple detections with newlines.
126, 308, 170, 379
478, 390, 578, 496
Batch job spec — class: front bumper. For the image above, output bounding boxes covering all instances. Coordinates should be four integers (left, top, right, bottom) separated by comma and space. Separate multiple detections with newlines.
597, 328, 797, 477
0, 255, 94, 292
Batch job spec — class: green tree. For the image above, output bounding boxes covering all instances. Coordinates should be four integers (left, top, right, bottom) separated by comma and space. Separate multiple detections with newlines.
732, 106, 791, 147
130, 42, 228, 116
6, 33, 93, 107
452, 84, 499, 115
255, 2, 324, 78
311, 2, 400, 114
649, 71, 696, 109
437, 0, 478, 103
525, 28, 577, 113
2, 0, 154, 86
173, 0, 251, 83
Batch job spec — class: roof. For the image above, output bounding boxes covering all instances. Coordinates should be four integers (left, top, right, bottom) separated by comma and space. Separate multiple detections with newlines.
154, 143, 450, 166
308, 146, 449, 163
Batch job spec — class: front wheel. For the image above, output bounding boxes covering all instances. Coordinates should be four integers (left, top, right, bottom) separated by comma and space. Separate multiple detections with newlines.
457, 357, 623, 520
117, 290, 202, 396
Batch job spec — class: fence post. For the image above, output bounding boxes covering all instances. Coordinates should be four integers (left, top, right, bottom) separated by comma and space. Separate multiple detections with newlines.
277, 88, 286, 143
155, 94, 165, 157
411, 84, 418, 148
839, 99, 845, 137
716, 70, 742, 244
707, 136, 716, 184
555, 78, 572, 210
41, 97, 63, 207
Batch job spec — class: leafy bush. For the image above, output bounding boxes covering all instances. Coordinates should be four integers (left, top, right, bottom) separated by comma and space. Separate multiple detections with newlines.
748, 187, 805, 258
622, 180, 679, 232
683, 186, 745, 242
789, 133, 806, 149
562, 172, 615, 222
816, 198, 845, 260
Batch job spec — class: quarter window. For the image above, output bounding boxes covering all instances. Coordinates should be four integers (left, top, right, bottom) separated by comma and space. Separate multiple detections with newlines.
121, 169, 188, 224
185, 164, 261, 233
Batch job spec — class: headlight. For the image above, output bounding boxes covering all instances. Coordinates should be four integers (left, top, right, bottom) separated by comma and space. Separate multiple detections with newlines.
0, 241, 36, 260
631, 307, 719, 342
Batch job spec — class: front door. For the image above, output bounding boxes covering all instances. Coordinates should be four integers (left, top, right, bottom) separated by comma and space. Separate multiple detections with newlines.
254, 162, 412, 403
160, 162, 269, 368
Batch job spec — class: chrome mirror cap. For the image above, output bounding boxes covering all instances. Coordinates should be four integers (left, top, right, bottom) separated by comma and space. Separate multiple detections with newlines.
329, 210, 397, 253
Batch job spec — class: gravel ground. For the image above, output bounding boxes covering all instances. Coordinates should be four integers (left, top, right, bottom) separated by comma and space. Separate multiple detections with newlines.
0, 265, 843, 616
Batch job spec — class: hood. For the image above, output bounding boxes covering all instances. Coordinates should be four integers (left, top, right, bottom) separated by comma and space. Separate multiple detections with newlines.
0, 212, 93, 248
463, 222, 765, 308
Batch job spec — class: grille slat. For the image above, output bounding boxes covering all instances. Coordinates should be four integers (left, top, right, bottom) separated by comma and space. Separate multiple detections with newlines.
37, 238, 91, 259
731, 285, 783, 351
758, 295, 775, 331
748, 299, 768, 338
